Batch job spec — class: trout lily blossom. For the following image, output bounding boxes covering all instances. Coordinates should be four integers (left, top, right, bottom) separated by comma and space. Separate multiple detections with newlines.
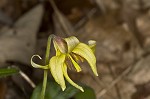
31, 35, 98, 92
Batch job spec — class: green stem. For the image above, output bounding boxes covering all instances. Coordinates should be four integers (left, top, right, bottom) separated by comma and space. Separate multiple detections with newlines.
40, 34, 54, 99
41, 70, 48, 99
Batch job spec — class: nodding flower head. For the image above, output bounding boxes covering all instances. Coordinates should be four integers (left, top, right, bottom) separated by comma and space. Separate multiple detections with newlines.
50, 36, 98, 92
31, 35, 98, 92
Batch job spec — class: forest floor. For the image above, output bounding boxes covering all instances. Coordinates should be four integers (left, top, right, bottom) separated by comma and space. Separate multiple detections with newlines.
0, 0, 150, 99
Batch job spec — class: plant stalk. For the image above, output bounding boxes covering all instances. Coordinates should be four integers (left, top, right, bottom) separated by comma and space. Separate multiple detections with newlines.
40, 70, 48, 99
40, 35, 54, 99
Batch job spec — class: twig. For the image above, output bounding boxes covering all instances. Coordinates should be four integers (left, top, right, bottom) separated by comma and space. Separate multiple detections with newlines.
94, 0, 106, 14
127, 18, 144, 48
19, 71, 36, 88
97, 52, 149, 98
97, 65, 132, 98
121, 0, 144, 48
108, 64, 122, 99
90, 72, 117, 99
74, 8, 97, 29
49, 0, 74, 36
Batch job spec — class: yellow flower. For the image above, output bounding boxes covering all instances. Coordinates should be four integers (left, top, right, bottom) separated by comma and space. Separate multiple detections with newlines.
31, 35, 98, 92
50, 36, 98, 92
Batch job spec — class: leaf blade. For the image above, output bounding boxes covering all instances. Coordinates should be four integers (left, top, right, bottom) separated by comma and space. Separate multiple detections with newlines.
0, 67, 19, 78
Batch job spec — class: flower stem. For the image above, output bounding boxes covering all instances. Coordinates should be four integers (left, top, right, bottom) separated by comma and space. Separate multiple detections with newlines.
40, 70, 48, 99
40, 34, 54, 99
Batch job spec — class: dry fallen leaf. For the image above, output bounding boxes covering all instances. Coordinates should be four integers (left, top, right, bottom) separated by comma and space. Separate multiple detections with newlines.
0, 4, 44, 65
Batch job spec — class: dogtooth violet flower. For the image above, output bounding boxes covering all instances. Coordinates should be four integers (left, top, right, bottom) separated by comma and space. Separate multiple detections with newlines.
31, 35, 98, 92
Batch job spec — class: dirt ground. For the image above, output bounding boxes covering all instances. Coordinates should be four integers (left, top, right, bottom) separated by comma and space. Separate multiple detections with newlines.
0, 0, 150, 99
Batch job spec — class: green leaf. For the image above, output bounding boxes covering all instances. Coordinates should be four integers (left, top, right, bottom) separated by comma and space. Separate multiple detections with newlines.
31, 81, 78, 99
31, 83, 52, 99
0, 67, 19, 78
54, 82, 79, 99
74, 86, 96, 99
31, 81, 63, 99
31, 81, 96, 99
72, 43, 98, 76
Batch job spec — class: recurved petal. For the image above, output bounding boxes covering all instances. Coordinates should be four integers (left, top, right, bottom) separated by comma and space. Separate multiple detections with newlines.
63, 63, 84, 92
64, 36, 79, 53
49, 55, 66, 91
31, 55, 49, 69
72, 43, 98, 76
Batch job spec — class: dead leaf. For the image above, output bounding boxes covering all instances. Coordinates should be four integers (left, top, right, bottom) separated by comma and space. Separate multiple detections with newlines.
0, 4, 44, 65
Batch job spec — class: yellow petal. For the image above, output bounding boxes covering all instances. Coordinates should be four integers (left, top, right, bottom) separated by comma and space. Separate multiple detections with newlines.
63, 64, 84, 92
65, 36, 79, 53
31, 55, 48, 69
88, 40, 96, 53
68, 55, 81, 72
72, 43, 98, 76
49, 55, 66, 91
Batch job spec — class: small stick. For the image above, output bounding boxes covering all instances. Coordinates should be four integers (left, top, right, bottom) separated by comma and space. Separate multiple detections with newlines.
49, 0, 74, 36
108, 64, 122, 99
90, 72, 117, 99
97, 65, 132, 98
19, 71, 36, 88
94, 0, 106, 14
